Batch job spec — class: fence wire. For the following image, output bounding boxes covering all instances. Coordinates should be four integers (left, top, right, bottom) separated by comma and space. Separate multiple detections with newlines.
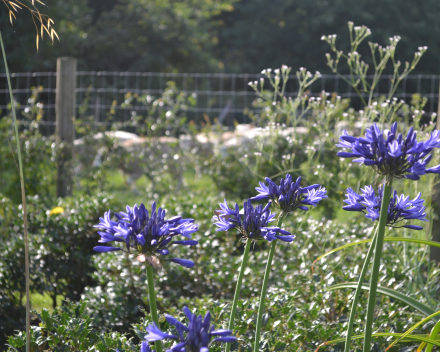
0, 71, 439, 135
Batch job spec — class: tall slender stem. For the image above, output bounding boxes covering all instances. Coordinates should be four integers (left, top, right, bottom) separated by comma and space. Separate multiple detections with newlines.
253, 213, 285, 352
0, 29, 30, 352
225, 239, 252, 352
344, 225, 378, 352
363, 179, 393, 352
146, 265, 163, 352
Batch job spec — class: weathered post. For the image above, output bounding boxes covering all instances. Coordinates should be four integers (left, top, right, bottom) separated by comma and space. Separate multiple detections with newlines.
55, 57, 76, 197
430, 78, 440, 262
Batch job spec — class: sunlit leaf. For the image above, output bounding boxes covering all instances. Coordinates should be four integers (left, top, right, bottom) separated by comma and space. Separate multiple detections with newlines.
386, 311, 440, 350
314, 333, 440, 352
424, 320, 440, 352
313, 237, 440, 271
327, 283, 437, 318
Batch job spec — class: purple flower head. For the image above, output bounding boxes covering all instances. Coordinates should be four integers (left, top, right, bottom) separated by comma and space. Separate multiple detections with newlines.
343, 185, 428, 230
93, 202, 198, 269
251, 174, 327, 213
140, 341, 155, 352
144, 306, 237, 352
214, 199, 295, 242
337, 122, 440, 180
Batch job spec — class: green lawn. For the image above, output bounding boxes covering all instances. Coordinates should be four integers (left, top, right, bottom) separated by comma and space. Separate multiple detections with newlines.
16, 292, 64, 313
96, 169, 218, 207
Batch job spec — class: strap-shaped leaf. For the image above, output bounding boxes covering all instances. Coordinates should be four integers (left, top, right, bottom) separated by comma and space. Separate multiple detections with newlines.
313, 237, 440, 271
327, 282, 437, 319
314, 333, 440, 352
424, 320, 440, 352
386, 311, 440, 350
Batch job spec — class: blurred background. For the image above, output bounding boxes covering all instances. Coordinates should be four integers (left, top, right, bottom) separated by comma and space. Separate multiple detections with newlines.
2, 0, 440, 134
1, 0, 439, 74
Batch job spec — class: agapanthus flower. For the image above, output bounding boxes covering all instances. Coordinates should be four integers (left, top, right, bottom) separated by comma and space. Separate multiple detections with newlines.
214, 199, 294, 242
343, 185, 427, 230
93, 202, 198, 268
140, 341, 155, 352
337, 122, 440, 180
144, 306, 237, 352
251, 174, 327, 213
118, 344, 155, 352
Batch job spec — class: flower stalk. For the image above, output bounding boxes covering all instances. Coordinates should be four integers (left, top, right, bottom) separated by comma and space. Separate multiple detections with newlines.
253, 213, 286, 352
344, 225, 378, 352
0, 29, 30, 352
225, 239, 252, 352
363, 178, 393, 352
146, 265, 163, 352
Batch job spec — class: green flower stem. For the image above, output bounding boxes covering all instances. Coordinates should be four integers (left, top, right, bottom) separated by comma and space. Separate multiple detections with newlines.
0, 29, 30, 352
344, 225, 378, 352
254, 213, 286, 352
225, 239, 253, 352
363, 179, 393, 352
146, 265, 163, 352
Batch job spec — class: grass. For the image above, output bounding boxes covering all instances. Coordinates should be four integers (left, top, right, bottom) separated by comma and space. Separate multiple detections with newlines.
15, 292, 64, 313
88, 168, 218, 207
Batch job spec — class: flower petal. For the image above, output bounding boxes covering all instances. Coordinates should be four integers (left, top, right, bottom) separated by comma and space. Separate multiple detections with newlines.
170, 258, 195, 268
93, 246, 121, 252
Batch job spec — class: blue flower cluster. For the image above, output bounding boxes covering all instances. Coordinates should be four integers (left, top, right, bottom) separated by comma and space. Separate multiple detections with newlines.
93, 202, 198, 268
144, 307, 236, 352
214, 199, 295, 242
251, 174, 328, 212
343, 185, 427, 230
140, 342, 154, 352
337, 122, 440, 180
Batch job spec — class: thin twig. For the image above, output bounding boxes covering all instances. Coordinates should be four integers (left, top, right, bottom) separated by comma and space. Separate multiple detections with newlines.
7, 137, 20, 175
0, 29, 30, 352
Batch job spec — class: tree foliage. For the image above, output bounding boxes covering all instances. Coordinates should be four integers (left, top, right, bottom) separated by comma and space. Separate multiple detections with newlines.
214, 0, 440, 74
1, 0, 440, 74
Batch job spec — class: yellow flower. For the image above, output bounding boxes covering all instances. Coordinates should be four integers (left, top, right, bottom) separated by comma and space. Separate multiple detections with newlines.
49, 207, 64, 216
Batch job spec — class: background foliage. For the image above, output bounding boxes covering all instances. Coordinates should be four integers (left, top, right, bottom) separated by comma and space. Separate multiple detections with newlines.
2, 0, 440, 74
2, 13, 440, 352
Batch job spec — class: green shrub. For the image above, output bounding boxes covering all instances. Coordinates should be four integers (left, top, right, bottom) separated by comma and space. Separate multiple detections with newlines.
0, 193, 114, 347
6, 302, 135, 352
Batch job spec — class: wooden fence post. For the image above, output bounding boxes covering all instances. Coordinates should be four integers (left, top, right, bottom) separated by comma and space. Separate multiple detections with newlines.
56, 57, 76, 197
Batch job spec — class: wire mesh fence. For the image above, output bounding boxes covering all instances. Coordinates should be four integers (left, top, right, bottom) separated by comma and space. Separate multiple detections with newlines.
0, 71, 439, 135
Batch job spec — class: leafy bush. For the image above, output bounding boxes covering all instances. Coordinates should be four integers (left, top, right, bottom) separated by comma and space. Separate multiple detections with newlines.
0, 193, 114, 347
6, 302, 135, 352
0, 117, 55, 203
78, 189, 436, 350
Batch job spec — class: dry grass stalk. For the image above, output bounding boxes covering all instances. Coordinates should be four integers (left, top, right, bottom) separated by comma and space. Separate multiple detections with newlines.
2, 0, 59, 49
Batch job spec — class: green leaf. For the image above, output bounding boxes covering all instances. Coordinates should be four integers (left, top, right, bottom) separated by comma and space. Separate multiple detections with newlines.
313, 237, 440, 270
314, 333, 440, 352
133, 327, 145, 341
386, 311, 440, 350
425, 320, 440, 352
327, 282, 437, 319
